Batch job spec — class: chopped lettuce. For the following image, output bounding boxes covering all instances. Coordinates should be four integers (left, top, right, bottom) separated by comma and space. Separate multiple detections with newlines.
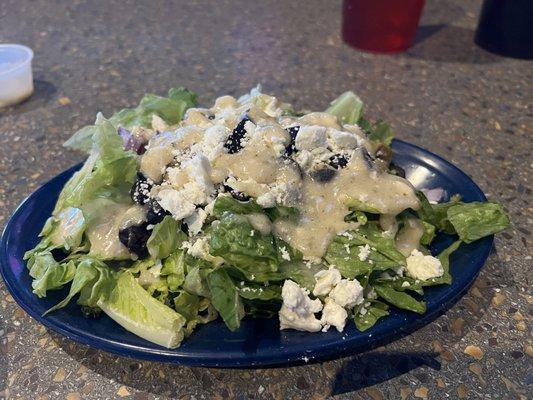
64, 87, 197, 152
206, 268, 245, 331
28, 253, 76, 298
97, 271, 186, 348
325, 91, 364, 125
354, 300, 389, 331
373, 284, 426, 314
325, 222, 406, 278
147, 216, 186, 259
447, 202, 510, 243
212, 196, 263, 217
209, 213, 280, 275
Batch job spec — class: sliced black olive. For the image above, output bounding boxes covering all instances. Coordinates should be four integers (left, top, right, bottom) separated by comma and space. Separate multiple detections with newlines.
362, 148, 375, 169
118, 222, 151, 258
50, 248, 68, 262
224, 117, 251, 154
311, 168, 336, 183
328, 153, 349, 169
130, 173, 152, 205
284, 126, 300, 156
146, 199, 170, 225
223, 184, 251, 201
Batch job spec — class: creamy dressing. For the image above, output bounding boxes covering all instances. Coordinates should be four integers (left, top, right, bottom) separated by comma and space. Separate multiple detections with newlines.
395, 217, 425, 256
85, 202, 134, 260
275, 151, 419, 258
140, 89, 421, 260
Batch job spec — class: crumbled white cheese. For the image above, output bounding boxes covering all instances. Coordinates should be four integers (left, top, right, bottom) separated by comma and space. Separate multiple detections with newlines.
280, 246, 291, 261
329, 279, 364, 308
402, 281, 411, 288
295, 125, 328, 150
327, 128, 359, 150
313, 267, 342, 297
279, 280, 322, 332
405, 249, 444, 281
358, 244, 371, 261
321, 297, 348, 332
183, 208, 208, 236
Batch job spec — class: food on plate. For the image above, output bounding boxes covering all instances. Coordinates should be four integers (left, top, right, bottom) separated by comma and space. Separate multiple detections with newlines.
24, 87, 509, 348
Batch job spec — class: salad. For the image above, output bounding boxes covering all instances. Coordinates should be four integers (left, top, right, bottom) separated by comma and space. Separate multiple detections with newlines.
24, 87, 510, 348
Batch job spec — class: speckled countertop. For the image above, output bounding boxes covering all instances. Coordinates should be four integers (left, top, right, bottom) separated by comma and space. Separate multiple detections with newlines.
0, 0, 531, 399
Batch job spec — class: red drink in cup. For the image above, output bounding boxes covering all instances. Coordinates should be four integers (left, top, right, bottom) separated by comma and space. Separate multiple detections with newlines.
342, 0, 425, 53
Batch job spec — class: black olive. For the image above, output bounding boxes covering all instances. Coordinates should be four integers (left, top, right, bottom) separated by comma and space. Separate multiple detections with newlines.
207, 114, 215, 120
311, 168, 336, 183
389, 162, 406, 178
130, 173, 152, 205
362, 148, 375, 169
146, 199, 170, 225
223, 184, 251, 201
50, 248, 68, 262
329, 153, 349, 169
284, 126, 300, 156
224, 117, 251, 154
118, 222, 151, 258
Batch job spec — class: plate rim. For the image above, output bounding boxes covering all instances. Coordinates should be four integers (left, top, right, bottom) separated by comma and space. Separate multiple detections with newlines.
0, 139, 494, 367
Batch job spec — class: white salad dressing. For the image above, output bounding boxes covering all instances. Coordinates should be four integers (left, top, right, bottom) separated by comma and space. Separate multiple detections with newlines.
138, 90, 420, 260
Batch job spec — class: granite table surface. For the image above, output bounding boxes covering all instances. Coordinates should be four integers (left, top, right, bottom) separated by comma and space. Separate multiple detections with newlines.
0, 0, 531, 399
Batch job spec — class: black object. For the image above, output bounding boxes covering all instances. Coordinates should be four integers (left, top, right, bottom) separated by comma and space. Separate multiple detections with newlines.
329, 153, 349, 169
224, 117, 251, 153
475, 0, 533, 59
146, 199, 169, 224
223, 184, 251, 201
311, 168, 336, 183
118, 223, 151, 258
284, 126, 300, 156
130, 173, 152, 205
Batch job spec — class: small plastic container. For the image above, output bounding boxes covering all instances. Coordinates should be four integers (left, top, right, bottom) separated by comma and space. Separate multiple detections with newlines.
342, 0, 425, 53
0, 44, 34, 108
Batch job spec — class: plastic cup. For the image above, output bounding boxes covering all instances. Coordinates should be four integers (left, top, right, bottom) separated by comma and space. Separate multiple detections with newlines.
0, 44, 34, 108
342, 0, 425, 53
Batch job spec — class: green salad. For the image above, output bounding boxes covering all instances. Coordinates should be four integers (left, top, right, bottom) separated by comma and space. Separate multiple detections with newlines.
24, 87, 509, 348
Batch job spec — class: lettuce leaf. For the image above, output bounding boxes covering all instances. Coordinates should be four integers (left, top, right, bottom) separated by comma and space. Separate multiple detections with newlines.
44, 257, 111, 314
173, 291, 217, 335
27, 253, 76, 298
354, 300, 389, 331
206, 268, 245, 331
64, 87, 197, 152
96, 271, 186, 348
373, 284, 426, 314
147, 216, 186, 259
325, 91, 364, 125
447, 202, 510, 243
212, 196, 263, 217
324, 222, 406, 278
209, 213, 280, 275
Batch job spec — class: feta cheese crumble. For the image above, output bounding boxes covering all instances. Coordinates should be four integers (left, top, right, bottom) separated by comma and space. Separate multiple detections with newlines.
313, 267, 342, 297
321, 297, 348, 332
329, 279, 364, 308
279, 280, 323, 332
358, 244, 371, 261
405, 249, 444, 281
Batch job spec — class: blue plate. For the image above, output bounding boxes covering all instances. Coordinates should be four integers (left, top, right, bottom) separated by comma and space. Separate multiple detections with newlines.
0, 140, 492, 367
